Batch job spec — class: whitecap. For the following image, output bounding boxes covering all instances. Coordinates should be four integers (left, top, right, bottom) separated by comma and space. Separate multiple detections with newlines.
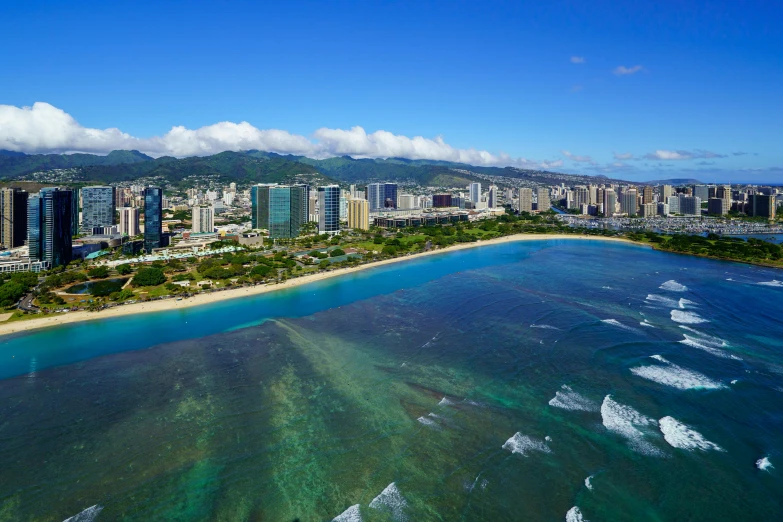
502, 432, 552, 456
650, 354, 668, 363
417, 416, 437, 427
548, 385, 598, 412
679, 336, 739, 360
584, 475, 594, 491
730, 379, 738, 385
645, 294, 678, 307
640, 320, 656, 328
756, 457, 774, 471
670, 310, 709, 324
600, 395, 663, 456
678, 298, 697, 309
566, 506, 589, 522
630, 359, 726, 390
530, 324, 560, 330
660, 280, 688, 292
438, 396, 454, 406
369, 483, 408, 521
659, 416, 724, 452
63, 505, 103, 522
332, 504, 362, 522
757, 280, 783, 288
601, 318, 641, 333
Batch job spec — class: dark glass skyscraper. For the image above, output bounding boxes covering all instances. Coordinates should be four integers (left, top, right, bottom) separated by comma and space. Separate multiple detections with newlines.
81, 186, 116, 234
71, 187, 80, 236
367, 183, 398, 211
318, 185, 340, 234
251, 184, 306, 238
0, 187, 29, 249
27, 188, 73, 268
143, 187, 163, 253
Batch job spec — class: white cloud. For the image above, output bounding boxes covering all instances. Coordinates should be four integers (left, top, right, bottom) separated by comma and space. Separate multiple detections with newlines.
613, 151, 634, 160
613, 65, 644, 76
561, 150, 595, 164
570, 56, 585, 64
0, 102, 562, 170
643, 149, 726, 161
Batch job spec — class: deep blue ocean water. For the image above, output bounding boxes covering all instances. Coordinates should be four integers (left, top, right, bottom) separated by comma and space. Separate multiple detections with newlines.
0, 239, 781, 521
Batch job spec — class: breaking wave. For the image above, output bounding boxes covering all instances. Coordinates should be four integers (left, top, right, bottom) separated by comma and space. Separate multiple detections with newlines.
680, 335, 741, 360
417, 416, 437, 427
670, 310, 709, 324
63, 505, 104, 522
631, 358, 726, 390
566, 506, 589, 522
369, 483, 408, 521
660, 280, 688, 292
600, 395, 663, 456
678, 298, 697, 309
601, 319, 641, 333
584, 475, 594, 491
548, 385, 598, 412
502, 432, 552, 456
659, 416, 724, 451
530, 324, 560, 330
757, 280, 783, 288
332, 504, 362, 522
645, 294, 678, 307
756, 457, 774, 471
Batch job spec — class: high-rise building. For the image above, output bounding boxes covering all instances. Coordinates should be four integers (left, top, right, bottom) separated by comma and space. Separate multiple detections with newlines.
660, 185, 673, 201
678, 195, 701, 216
469, 182, 482, 204
397, 194, 416, 209
119, 207, 140, 236
27, 188, 73, 268
488, 185, 498, 208
716, 185, 731, 201
641, 202, 657, 217
693, 185, 710, 202
603, 189, 617, 216
536, 187, 551, 212
367, 183, 398, 211
81, 186, 115, 234
667, 195, 680, 214
0, 187, 28, 249
294, 183, 311, 225
347, 198, 370, 230
621, 189, 638, 216
70, 187, 80, 236
708, 198, 729, 216
519, 188, 533, 213
749, 194, 776, 219
192, 206, 214, 233
143, 187, 163, 253
251, 184, 306, 238
574, 187, 589, 209
432, 194, 453, 208
642, 186, 654, 204
318, 185, 340, 234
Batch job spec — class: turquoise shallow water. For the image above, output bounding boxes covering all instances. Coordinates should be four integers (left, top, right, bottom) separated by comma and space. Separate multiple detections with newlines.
0, 240, 781, 521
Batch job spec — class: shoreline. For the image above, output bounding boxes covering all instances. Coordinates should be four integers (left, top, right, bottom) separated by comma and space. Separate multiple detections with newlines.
0, 234, 638, 337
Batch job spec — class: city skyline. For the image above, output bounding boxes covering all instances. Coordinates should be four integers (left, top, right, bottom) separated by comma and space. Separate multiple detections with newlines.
1, 1, 781, 183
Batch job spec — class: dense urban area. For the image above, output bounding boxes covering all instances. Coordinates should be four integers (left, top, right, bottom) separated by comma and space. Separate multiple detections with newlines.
0, 150, 781, 322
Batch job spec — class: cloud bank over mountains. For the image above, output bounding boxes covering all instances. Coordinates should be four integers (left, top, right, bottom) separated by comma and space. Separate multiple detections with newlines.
0, 102, 564, 170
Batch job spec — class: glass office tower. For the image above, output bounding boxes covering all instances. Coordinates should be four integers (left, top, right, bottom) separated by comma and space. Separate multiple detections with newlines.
27, 187, 73, 268
81, 186, 116, 234
143, 187, 163, 253
0, 187, 29, 249
318, 185, 340, 234
251, 184, 306, 238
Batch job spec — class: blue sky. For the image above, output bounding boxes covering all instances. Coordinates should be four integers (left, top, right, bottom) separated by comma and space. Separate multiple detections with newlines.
1, 0, 781, 182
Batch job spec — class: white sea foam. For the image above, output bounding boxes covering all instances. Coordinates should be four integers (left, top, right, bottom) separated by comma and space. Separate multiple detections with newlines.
678, 298, 697, 309
756, 457, 774, 471
584, 475, 594, 491
645, 294, 678, 307
731, 379, 738, 384
659, 416, 724, 452
679, 336, 737, 360
438, 396, 454, 406
600, 395, 663, 456
757, 280, 783, 288
601, 318, 641, 333
566, 506, 588, 522
530, 324, 560, 330
502, 432, 552, 456
63, 505, 103, 522
332, 504, 362, 522
369, 483, 408, 521
417, 416, 437, 427
639, 320, 656, 328
660, 280, 688, 292
548, 385, 598, 412
650, 354, 668, 362
670, 310, 709, 324
631, 358, 726, 390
